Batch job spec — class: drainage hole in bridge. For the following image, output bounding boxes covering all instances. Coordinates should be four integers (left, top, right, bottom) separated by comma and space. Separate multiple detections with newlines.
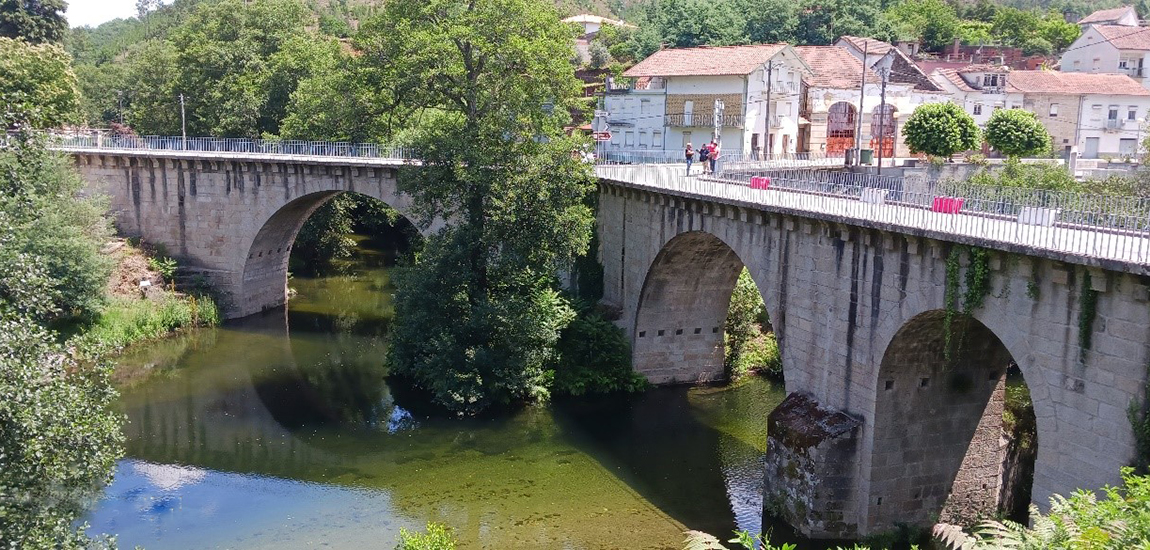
658, 330, 665, 336
884, 380, 894, 391
712, 327, 719, 333
639, 331, 646, 338
919, 377, 930, 388
694, 327, 702, 334
675, 329, 683, 335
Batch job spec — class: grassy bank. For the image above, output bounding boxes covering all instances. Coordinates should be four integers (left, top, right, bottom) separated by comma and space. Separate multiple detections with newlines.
69, 239, 220, 354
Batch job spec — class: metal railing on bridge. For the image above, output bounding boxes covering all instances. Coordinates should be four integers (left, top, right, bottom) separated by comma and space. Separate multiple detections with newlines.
51, 134, 418, 160
48, 133, 1150, 266
594, 163, 1150, 267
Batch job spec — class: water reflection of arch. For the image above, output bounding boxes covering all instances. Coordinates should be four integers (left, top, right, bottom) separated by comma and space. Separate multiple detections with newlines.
123, 308, 339, 477
826, 101, 857, 155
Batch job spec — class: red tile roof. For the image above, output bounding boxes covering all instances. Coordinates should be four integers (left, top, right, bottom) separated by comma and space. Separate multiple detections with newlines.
1094, 25, 1150, 50
838, 35, 895, 56
795, 46, 876, 88
1079, 6, 1137, 25
623, 44, 788, 77
932, 68, 978, 92
1006, 71, 1150, 96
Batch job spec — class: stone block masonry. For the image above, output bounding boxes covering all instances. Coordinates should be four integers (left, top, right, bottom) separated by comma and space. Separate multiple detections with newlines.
597, 179, 1150, 538
72, 152, 436, 318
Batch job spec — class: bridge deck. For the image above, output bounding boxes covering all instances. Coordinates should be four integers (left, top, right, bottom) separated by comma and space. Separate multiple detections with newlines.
596, 164, 1150, 275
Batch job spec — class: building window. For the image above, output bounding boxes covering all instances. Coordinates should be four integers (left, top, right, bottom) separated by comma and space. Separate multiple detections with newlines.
973, 104, 983, 115
1093, 57, 1102, 71
653, 130, 663, 147
1110, 106, 1120, 120
682, 132, 692, 148
639, 130, 649, 148
640, 99, 650, 115
1049, 103, 1059, 117
625, 131, 634, 147
1073, 59, 1081, 69
1130, 108, 1139, 121
982, 74, 1002, 88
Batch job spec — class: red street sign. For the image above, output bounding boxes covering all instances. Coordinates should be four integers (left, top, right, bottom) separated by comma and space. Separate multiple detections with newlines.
594, 131, 612, 141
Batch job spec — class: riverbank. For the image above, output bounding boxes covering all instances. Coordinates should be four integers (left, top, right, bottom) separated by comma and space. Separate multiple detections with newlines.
67, 238, 220, 355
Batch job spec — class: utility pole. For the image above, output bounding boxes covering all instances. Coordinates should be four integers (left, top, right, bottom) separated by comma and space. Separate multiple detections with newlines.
764, 60, 774, 159
179, 93, 187, 150
116, 90, 124, 124
854, 41, 868, 166
876, 71, 889, 174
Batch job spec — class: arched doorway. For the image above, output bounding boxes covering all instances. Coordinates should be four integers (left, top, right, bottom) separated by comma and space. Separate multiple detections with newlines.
826, 102, 857, 155
869, 311, 1035, 531
869, 104, 896, 159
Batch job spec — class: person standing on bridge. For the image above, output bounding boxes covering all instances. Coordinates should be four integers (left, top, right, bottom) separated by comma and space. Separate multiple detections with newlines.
709, 140, 720, 175
685, 142, 695, 175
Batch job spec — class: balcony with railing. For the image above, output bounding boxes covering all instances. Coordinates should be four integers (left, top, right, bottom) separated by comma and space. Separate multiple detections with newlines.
1105, 118, 1125, 131
605, 76, 667, 93
665, 113, 746, 127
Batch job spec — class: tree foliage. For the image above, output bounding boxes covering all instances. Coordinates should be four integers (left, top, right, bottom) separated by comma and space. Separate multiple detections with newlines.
0, 0, 66, 44
367, 0, 596, 413
902, 102, 981, 158
985, 108, 1051, 158
0, 134, 112, 323
0, 135, 123, 549
0, 37, 79, 128
886, 0, 961, 50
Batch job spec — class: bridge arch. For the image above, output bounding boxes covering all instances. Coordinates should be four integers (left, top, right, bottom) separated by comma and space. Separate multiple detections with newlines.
236, 188, 428, 318
631, 230, 781, 385
867, 308, 1045, 532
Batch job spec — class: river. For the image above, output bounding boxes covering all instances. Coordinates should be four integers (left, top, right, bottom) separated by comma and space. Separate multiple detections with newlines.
83, 236, 796, 549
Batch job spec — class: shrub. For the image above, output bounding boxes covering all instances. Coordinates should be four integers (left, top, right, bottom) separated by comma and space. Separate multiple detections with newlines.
0, 136, 112, 323
985, 108, 1050, 158
0, 313, 123, 549
725, 268, 778, 380
75, 294, 220, 352
397, 522, 456, 550
902, 102, 980, 159
550, 302, 646, 396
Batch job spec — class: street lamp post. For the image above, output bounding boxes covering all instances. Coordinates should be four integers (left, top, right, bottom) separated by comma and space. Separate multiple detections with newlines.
179, 93, 187, 150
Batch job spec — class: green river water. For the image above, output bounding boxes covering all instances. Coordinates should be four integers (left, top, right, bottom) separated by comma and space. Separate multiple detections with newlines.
84, 236, 794, 549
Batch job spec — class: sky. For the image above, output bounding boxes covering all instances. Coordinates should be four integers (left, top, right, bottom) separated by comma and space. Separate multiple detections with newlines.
66, 0, 168, 28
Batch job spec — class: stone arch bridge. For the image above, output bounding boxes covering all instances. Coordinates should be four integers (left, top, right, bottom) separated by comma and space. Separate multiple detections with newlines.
67, 143, 1150, 541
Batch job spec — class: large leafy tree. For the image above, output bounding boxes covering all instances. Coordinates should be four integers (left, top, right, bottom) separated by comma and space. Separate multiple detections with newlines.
0, 0, 66, 44
165, 0, 326, 137
794, 0, 890, 46
984, 108, 1050, 159
0, 134, 122, 549
0, 37, 78, 128
886, 0, 960, 51
741, 0, 798, 44
902, 102, 980, 158
364, 0, 596, 413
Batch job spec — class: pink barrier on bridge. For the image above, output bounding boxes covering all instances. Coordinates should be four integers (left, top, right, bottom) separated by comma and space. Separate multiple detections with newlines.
932, 196, 964, 214
750, 176, 771, 190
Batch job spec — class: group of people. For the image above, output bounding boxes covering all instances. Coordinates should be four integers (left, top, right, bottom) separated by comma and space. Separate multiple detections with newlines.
685, 140, 720, 176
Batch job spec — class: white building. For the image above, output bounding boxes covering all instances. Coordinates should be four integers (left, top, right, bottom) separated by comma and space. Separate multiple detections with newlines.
1076, 5, 1139, 28
602, 43, 812, 157
795, 44, 948, 159
1059, 25, 1150, 90
931, 68, 1150, 158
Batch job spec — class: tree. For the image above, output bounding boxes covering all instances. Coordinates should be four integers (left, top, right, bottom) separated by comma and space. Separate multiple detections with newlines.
167, 0, 323, 137
886, 0, 960, 51
1039, 10, 1080, 53
985, 108, 1050, 158
363, 0, 596, 413
991, 7, 1041, 49
0, 0, 66, 44
654, 0, 748, 48
902, 102, 980, 158
0, 37, 79, 128
794, 0, 890, 46
0, 135, 122, 549
742, 0, 798, 44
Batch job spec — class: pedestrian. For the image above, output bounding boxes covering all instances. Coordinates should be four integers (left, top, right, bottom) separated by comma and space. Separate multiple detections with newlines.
699, 142, 710, 174
710, 141, 720, 175
685, 142, 695, 175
